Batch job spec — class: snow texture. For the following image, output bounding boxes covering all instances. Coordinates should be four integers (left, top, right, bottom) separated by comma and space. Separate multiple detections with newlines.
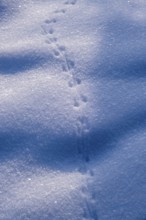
0, 0, 146, 219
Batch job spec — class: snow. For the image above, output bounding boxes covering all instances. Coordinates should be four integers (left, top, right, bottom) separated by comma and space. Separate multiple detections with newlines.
0, 0, 146, 219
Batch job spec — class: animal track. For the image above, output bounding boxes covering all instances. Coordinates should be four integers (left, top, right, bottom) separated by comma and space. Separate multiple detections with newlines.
42, 1, 98, 219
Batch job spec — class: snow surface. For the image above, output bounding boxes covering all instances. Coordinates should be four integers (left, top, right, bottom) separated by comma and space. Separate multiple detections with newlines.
0, 0, 146, 219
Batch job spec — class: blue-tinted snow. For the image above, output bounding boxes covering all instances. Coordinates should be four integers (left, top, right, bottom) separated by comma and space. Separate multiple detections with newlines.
0, 0, 146, 220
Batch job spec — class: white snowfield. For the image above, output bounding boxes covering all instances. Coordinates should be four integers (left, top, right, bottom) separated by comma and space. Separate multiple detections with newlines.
0, 0, 146, 219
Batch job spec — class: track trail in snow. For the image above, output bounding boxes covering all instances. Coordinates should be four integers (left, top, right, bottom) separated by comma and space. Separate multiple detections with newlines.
41, 1, 98, 219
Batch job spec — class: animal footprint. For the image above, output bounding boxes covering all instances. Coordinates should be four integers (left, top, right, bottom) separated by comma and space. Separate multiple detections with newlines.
65, 57, 75, 70
81, 94, 88, 103
68, 77, 81, 87
78, 116, 90, 134
62, 63, 68, 72
81, 182, 98, 220
73, 95, 88, 109
55, 9, 66, 14
52, 49, 60, 57
45, 37, 57, 45
73, 97, 80, 108
48, 27, 54, 35
64, 0, 77, 5
62, 57, 75, 72
42, 25, 54, 35
58, 45, 66, 52
76, 116, 90, 136
45, 18, 57, 24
